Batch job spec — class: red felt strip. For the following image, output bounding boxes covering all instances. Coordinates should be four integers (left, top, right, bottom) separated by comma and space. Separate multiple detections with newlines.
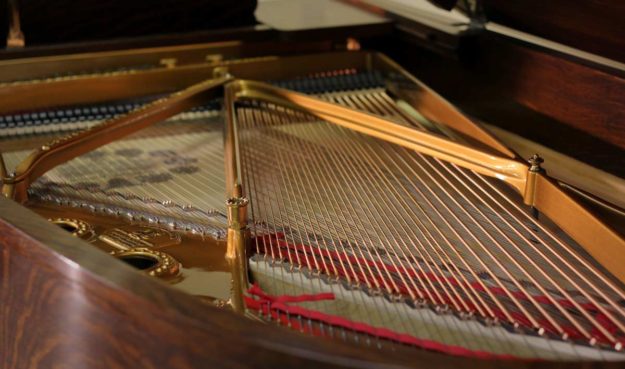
254, 233, 623, 345
245, 284, 522, 360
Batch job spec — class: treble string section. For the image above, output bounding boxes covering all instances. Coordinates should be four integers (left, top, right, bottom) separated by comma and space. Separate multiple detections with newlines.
263, 105, 395, 346
332, 94, 503, 321
459, 166, 625, 350
323, 88, 624, 351
240, 104, 368, 342
234, 85, 625, 357
321, 91, 546, 356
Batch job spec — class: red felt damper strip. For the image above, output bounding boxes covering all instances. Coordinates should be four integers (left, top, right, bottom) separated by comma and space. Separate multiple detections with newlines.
254, 233, 622, 345
245, 283, 523, 360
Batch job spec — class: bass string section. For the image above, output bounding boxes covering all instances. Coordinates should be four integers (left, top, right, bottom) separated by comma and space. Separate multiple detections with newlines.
1, 69, 385, 231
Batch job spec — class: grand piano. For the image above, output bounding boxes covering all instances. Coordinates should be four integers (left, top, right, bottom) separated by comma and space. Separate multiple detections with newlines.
1, 1, 625, 368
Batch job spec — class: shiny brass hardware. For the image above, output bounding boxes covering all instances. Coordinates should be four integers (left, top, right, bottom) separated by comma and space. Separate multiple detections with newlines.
205, 54, 224, 64
1, 176, 14, 199
160, 58, 178, 69
523, 154, 545, 207
213, 66, 230, 79
49, 217, 94, 240
346, 37, 361, 51
6, 0, 24, 48
226, 196, 249, 313
226, 196, 248, 260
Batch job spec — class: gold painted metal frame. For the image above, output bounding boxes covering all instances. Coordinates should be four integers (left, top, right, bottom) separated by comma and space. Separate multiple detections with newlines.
0, 76, 232, 201
1, 52, 624, 306
221, 79, 625, 292
0, 39, 334, 84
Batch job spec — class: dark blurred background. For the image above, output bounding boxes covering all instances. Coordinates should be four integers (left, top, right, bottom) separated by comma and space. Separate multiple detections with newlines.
1, 0, 258, 45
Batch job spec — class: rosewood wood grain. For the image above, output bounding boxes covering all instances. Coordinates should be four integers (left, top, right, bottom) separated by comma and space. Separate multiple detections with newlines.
473, 35, 625, 152
0, 197, 464, 369
375, 31, 625, 178
1, 198, 621, 368
482, 0, 625, 64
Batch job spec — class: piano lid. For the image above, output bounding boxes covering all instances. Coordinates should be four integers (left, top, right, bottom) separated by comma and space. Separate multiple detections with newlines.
428, 0, 625, 64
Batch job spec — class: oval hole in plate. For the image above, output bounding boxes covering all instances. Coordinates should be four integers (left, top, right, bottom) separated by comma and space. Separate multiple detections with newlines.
119, 254, 159, 270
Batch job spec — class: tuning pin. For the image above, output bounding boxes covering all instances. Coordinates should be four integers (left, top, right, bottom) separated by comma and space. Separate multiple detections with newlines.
458, 310, 474, 320
484, 316, 498, 326
434, 304, 449, 314
528, 154, 545, 172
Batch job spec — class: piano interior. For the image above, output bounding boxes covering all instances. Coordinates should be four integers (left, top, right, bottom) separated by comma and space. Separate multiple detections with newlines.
1, 1, 625, 368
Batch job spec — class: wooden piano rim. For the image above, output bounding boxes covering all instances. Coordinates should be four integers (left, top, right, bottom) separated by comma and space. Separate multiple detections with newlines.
2, 198, 623, 368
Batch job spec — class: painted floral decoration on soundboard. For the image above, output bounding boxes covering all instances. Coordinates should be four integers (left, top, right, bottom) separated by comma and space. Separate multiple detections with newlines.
49, 146, 202, 191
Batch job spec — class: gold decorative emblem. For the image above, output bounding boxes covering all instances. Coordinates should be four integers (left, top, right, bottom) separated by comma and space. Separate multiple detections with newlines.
49, 218, 94, 240
99, 225, 181, 250
110, 248, 180, 278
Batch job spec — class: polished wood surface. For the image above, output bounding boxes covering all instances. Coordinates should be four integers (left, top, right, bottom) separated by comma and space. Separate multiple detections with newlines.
3, 188, 623, 368
482, 0, 625, 63
469, 34, 625, 151
376, 31, 625, 179
0, 196, 469, 369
